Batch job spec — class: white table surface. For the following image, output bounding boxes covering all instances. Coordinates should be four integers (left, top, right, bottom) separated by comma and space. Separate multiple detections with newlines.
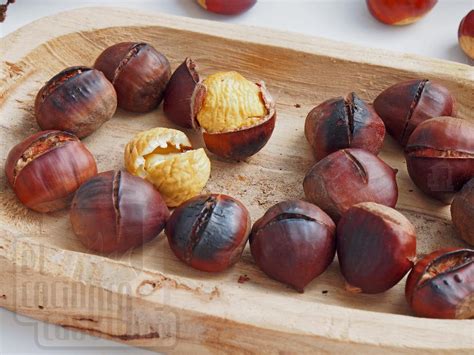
0, 1, 472, 354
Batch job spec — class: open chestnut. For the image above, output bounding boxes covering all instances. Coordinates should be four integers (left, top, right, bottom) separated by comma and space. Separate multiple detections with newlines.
197, 0, 257, 15
451, 178, 474, 246
366, 0, 438, 26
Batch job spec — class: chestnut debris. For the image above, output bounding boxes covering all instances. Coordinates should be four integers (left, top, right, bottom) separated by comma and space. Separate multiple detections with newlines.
451, 179, 474, 246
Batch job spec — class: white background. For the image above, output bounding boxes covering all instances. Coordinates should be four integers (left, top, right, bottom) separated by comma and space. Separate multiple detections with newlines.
0, 1, 473, 354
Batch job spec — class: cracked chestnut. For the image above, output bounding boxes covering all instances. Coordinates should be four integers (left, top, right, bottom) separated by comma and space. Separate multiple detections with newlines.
366, 0, 438, 25
373, 79, 455, 146
451, 178, 474, 246
165, 194, 251, 272
94, 42, 171, 112
197, 0, 257, 15
405, 248, 473, 319
459, 10, 474, 59
303, 148, 398, 221
250, 200, 336, 292
305, 92, 385, 161
5, 130, 97, 212
337, 202, 417, 294
70, 171, 169, 254
35, 66, 117, 138
405, 117, 474, 203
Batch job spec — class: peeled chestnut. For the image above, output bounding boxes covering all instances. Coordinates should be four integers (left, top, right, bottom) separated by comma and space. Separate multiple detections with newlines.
459, 10, 474, 59
250, 200, 336, 292
303, 148, 398, 221
405, 248, 473, 319
5, 130, 97, 212
337, 202, 417, 294
197, 0, 257, 15
305, 92, 385, 161
451, 179, 474, 246
70, 170, 169, 254
374, 79, 455, 146
35, 66, 117, 138
366, 0, 437, 26
163, 59, 276, 160
94, 42, 171, 113
165, 194, 251, 272
405, 117, 474, 202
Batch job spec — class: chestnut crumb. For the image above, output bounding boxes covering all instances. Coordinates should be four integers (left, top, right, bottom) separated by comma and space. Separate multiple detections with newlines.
294, 104, 301, 108
238, 275, 250, 284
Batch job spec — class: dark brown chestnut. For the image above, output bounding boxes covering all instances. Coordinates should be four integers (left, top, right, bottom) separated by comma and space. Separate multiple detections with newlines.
35, 66, 117, 138
303, 148, 398, 221
70, 170, 169, 254
94, 42, 171, 113
305, 92, 386, 161
373, 79, 455, 146
337, 202, 417, 294
165, 194, 251, 272
366, 0, 438, 26
405, 117, 474, 203
5, 130, 97, 212
250, 200, 336, 292
451, 178, 474, 246
405, 248, 473, 319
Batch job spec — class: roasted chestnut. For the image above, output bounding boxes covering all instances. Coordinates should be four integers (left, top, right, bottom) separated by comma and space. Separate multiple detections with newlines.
250, 200, 336, 292
337, 202, 417, 294
70, 170, 169, 254
303, 148, 398, 221
366, 0, 438, 25
373, 79, 455, 146
5, 130, 97, 212
451, 178, 474, 246
405, 248, 473, 319
305, 92, 385, 161
163, 59, 276, 160
405, 117, 474, 202
459, 10, 474, 59
197, 0, 257, 15
94, 42, 171, 112
165, 194, 251, 272
35, 66, 117, 138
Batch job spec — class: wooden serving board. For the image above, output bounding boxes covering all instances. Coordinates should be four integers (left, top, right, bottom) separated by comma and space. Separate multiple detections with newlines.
0, 7, 473, 353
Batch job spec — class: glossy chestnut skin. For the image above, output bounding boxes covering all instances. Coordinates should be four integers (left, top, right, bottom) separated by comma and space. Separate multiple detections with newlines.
459, 10, 474, 59
405, 248, 473, 319
250, 200, 336, 292
70, 171, 169, 254
366, 0, 437, 26
5, 130, 97, 212
305, 92, 386, 161
337, 202, 417, 294
165, 194, 251, 272
35, 67, 117, 139
303, 148, 398, 221
405, 117, 474, 203
94, 42, 171, 113
451, 179, 474, 246
373, 79, 455, 146
197, 0, 257, 15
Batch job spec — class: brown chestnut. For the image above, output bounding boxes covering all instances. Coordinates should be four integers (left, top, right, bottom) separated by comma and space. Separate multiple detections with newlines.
70, 170, 169, 254
197, 0, 257, 15
405, 248, 473, 319
366, 0, 437, 26
337, 202, 417, 294
451, 178, 474, 246
459, 10, 474, 59
35, 66, 117, 138
303, 148, 398, 221
165, 194, 251, 272
94, 42, 171, 113
5, 130, 97, 212
373, 79, 455, 146
305, 92, 385, 161
250, 200, 336, 292
405, 117, 474, 202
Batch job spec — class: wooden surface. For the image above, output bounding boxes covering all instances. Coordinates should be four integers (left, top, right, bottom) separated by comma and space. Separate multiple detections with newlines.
0, 7, 473, 353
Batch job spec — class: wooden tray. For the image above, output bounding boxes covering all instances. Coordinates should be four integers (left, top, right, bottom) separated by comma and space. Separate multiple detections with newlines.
0, 7, 473, 353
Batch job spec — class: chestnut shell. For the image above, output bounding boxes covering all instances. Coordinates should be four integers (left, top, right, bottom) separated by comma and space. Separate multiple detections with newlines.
451, 178, 474, 246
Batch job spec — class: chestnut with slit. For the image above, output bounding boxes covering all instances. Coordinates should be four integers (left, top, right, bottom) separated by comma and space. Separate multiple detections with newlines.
405, 248, 473, 319
35, 66, 117, 138
250, 200, 336, 292
197, 0, 257, 15
94, 42, 171, 112
451, 179, 474, 246
165, 194, 251, 272
337, 202, 417, 294
5, 130, 97, 212
70, 170, 170, 254
366, 0, 438, 26
305, 92, 385, 161
373, 79, 455, 146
